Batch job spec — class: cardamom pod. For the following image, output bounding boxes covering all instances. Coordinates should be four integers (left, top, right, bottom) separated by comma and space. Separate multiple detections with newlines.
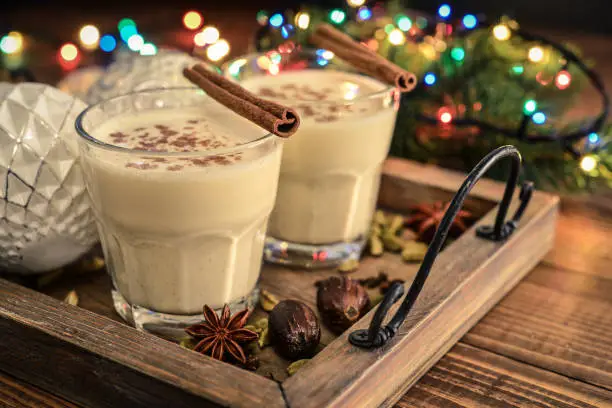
387, 215, 404, 235
401, 241, 429, 262
368, 292, 384, 306
373, 210, 387, 226
382, 232, 405, 252
260, 289, 279, 312
255, 318, 269, 332
368, 235, 384, 257
287, 359, 310, 376
63, 290, 78, 306
179, 337, 197, 350
246, 341, 260, 355
258, 327, 270, 348
338, 258, 359, 273
243, 324, 258, 333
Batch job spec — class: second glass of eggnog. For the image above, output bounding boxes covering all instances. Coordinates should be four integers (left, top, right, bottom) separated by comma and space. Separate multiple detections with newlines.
76, 87, 282, 338
225, 50, 399, 268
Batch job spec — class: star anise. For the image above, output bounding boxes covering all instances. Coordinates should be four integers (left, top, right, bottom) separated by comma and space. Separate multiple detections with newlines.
405, 201, 473, 244
185, 305, 258, 364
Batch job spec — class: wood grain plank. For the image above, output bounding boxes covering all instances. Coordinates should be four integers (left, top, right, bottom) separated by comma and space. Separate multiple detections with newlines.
397, 343, 612, 408
0, 371, 80, 408
283, 176, 558, 407
464, 265, 612, 391
0, 279, 285, 408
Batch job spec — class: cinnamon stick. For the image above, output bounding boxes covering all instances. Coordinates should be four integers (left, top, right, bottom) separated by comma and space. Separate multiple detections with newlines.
310, 23, 417, 93
183, 64, 300, 138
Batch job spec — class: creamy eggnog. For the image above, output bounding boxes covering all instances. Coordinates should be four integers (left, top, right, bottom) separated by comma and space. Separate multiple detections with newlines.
79, 101, 281, 316
241, 70, 397, 246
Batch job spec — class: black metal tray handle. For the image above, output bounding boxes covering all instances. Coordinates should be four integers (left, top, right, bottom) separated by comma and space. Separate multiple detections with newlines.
349, 145, 534, 349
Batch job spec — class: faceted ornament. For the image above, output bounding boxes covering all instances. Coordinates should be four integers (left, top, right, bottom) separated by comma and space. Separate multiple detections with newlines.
0, 83, 98, 274
85, 49, 215, 104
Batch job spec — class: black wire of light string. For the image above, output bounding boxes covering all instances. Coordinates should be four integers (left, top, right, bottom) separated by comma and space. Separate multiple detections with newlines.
414, 18, 609, 157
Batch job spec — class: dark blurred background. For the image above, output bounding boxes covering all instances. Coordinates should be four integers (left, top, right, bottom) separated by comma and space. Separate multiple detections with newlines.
2, 0, 612, 33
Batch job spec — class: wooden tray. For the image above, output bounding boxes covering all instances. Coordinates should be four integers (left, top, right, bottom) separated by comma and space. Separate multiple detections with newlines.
0, 157, 559, 408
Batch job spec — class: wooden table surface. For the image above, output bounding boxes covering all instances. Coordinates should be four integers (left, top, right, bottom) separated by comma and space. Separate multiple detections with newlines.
2, 7, 612, 407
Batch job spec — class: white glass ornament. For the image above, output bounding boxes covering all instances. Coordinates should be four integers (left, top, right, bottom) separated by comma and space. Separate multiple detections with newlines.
0, 83, 98, 274
85, 49, 215, 104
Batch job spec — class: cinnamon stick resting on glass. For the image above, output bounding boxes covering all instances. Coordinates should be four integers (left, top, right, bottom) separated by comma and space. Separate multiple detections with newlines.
183, 64, 301, 138
310, 23, 417, 93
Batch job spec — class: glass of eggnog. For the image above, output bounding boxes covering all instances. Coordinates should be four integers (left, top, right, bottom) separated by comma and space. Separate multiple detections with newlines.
225, 49, 399, 268
76, 87, 282, 338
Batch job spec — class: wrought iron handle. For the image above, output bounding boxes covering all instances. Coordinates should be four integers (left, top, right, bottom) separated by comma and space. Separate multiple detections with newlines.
349, 145, 533, 349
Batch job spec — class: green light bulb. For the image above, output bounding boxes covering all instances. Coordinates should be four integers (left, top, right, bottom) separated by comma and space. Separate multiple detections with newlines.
450, 47, 465, 61
329, 9, 346, 24
524, 99, 537, 114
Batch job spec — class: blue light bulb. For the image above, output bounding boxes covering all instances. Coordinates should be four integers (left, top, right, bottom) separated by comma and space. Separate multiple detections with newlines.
438, 4, 451, 18
99, 35, 117, 52
588, 132, 600, 144
462, 14, 477, 29
532, 112, 546, 125
424, 72, 436, 86
358, 8, 372, 21
269, 13, 284, 28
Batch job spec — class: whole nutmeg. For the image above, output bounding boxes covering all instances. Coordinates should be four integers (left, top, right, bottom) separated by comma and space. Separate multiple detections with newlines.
268, 300, 321, 360
316, 276, 370, 334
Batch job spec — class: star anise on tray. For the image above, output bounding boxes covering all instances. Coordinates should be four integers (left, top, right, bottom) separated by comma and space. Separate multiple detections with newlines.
185, 305, 258, 364
405, 201, 473, 244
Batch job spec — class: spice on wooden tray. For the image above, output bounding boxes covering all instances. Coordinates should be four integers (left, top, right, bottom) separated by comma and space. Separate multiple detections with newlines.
184, 304, 258, 364
316, 276, 370, 334
405, 201, 473, 244
259, 289, 279, 312
268, 300, 321, 360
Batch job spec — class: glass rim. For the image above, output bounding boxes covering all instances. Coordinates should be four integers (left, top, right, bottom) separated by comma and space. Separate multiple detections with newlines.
75, 86, 276, 158
222, 48, 396, 104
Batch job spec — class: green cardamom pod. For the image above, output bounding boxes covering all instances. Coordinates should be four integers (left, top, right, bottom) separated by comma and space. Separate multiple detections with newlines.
387, 215, 404, 235
258, 327, 270, 348
260, 289, 279, 312
382, 232, 405, 252
63, 290, 79, 306
373, 210, 387, 226
338, 258, 360, 273
401, 241, 429, 262
368, 235, 384, 257
255, 318, 269, 332
287, 359, 310, 376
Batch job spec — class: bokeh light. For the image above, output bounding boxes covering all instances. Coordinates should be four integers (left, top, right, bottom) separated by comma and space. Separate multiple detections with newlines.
588, 133, 600, 144
99, 35, 117, 52
0, 32, 24, 55
183, 11, 203, 30
438, 4, 451, 18
388, 29, 405, 45
194, 26, 220, 46
269, 13, 284, 27
358, 7, 372, 21
59, 43, 79, 61
329, 9, 346, 24
127, 34, 144, 51
450, 47, 465, 61
296, 13, 310, 29
580, 155, 597, 172
532, 111, 546, 124
424, 72, 436, 86
528, 46, 544, 62
523, 99, 537, 114
348, 0, 366, 6
206, 39, 230, 61
79, 25, 100, 49
493, 24, 511, 41
555, 70, 571, 89
140, 43, 157, 56
397, 16, 412, 31
462, 14, 477, 29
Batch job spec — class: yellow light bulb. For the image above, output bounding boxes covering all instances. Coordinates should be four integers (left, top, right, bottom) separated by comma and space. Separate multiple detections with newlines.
206, 39, 230, 62
296, 13, 310, 29
183, 11, 203, 30
79, 25, 100, 49
202, 26, 220, 44
60, 43, 79, 61
528, 46, 544, 62
580, 156, 597, 172
388, 29, 405, 45
348, 0, 366, 6
492, 24, 511, 41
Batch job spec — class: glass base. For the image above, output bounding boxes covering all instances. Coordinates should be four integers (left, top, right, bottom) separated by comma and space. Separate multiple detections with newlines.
112, 288, 260, 341
264, 236, 365, 269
